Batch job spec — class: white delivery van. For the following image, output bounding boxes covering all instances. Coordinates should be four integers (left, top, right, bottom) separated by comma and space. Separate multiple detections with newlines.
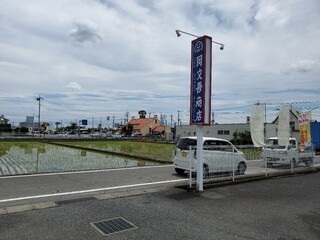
173, 137, 247, 176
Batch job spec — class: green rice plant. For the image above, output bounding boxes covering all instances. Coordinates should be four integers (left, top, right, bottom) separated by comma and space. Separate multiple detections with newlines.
57, 141, 176, 162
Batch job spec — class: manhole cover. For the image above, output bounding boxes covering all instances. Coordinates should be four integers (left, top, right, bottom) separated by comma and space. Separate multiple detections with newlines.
91, 217, 137, 236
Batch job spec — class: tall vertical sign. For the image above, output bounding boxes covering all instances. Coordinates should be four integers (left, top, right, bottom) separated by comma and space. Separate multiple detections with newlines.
250, 104, 265, 147
190, 36, 212, 125
278, 106, 290, 146
190, 36, 212, 191
298, 112, 311, 149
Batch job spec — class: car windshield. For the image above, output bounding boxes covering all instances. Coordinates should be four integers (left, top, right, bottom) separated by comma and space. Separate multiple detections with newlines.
266, 139, 296, 149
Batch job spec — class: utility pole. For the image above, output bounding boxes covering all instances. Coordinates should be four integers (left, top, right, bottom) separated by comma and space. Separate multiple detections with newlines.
170, 114, 173, 128
107, 116, 110, 129
178, 110, 181, 126
112, 116, 115, 129
211, 111, 215, 124
36, 95, 43, 135
125, 112, 129, 124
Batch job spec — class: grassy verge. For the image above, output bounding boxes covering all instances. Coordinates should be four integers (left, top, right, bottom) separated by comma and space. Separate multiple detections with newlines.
240, 149, 262, 160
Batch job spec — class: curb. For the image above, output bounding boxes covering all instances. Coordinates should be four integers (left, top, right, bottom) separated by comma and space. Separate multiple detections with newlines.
180, 167, 320, 191
0, 187, 170, 215
0, 201, 57, 215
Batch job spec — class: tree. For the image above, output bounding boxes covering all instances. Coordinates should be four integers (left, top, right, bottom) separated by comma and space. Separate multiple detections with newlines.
232, 131, 240, 145
232, 130, 252, 145
20, 127, 29, 133
13, 127, 29, 133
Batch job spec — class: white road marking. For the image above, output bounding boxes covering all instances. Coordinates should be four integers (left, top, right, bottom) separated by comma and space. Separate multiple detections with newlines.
0, 164, 173, 179
0, 179, 187, 203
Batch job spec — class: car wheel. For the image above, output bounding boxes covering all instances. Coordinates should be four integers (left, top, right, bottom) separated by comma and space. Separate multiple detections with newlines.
305, 158, 313, 167
237, 162, 246, 175
203, 164, 209, 178
267, 162, 273, 168
175, 168, 185, 175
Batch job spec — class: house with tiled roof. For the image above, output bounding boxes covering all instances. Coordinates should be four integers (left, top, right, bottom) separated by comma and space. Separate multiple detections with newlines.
127, 117, 163, 137
152, 125, 165, 135
121, 111, 173, 140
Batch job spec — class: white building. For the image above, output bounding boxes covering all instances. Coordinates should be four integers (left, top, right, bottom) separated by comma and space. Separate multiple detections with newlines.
176, 108, 301, 143
176, 123, 250, 141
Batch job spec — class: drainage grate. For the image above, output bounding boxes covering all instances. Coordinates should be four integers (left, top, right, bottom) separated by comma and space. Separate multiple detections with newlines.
91, 217, 137, 236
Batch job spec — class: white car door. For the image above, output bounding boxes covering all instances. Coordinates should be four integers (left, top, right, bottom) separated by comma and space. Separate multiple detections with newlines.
203, 140, 235, 172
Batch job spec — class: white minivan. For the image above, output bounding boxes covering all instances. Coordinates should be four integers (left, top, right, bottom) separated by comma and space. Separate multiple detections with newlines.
173, 137, 247, 176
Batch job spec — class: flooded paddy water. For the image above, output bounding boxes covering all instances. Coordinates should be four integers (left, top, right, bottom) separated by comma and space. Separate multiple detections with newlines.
0, 142, 161, 176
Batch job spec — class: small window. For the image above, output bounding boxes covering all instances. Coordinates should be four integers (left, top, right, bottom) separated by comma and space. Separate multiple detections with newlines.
217, 140, 233, 152
290, 121, 295, 131
218, 130, 230, 135
289, 139, 297, 148
204, 140, 218, 150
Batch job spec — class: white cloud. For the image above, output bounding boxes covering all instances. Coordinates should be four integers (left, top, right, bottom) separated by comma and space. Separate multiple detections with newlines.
288, 60, 319, 73
64, 82, 83, 92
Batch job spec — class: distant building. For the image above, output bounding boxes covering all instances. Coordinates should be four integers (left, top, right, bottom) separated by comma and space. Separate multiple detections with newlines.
20, 116, 41, 133
0, 114, 11, 132
122, 111, 172, 140
20, 116, 35, 128
265, 107, 301, 141
176, 123, 250, 142
126, 117, 163, 136
0, 114, 9, 124
175, 108, 308, 144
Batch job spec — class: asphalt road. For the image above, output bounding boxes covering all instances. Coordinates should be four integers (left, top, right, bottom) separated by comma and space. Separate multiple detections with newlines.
0, 165, 183, 207
0, 172, 319, 239
0, 157, 319, 208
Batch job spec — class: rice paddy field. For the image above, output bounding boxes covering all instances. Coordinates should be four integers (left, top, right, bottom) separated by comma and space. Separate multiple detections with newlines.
0, 140, 260, 176
0, 141, 171, 176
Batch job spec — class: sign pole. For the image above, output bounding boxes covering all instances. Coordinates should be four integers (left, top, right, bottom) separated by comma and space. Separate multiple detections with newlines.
196, 125, 204, 191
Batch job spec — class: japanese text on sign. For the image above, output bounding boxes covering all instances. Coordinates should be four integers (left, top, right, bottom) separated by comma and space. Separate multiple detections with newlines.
190, 36, 212, 125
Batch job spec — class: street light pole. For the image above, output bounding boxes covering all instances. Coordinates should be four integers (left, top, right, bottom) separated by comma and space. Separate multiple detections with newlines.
175, 29, 225, 50
36, 95, 43, 136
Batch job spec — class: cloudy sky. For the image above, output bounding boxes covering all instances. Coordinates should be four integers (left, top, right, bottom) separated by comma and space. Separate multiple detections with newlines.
1, 0, 320, 126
